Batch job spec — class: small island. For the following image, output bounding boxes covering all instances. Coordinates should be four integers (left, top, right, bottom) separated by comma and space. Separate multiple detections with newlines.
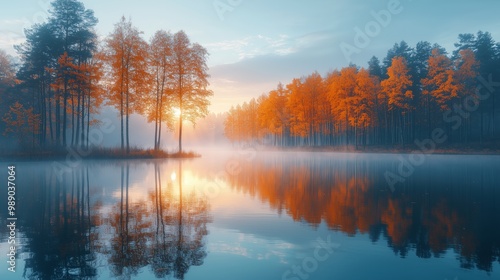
1, 7, 212, 159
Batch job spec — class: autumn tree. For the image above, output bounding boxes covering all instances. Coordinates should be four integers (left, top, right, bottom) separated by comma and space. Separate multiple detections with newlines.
258, 83, 290, 146
227, 104, 243, 144
2, 102, 40, 148
286, 78, 307, 142
303, 72, 328, 146
171, 31, 212, 152
328, 67, 357, 146
381, 57, 413, 144
422, 48, 458, 112
224, 106, 238, 144
354, 69, 377, 148
421, 48, 458, 139
283, 73, 328, 146
104, 17, 150, 153
244, 98, 259, 142
51, 52, 79, 146
148, 30, 175, 150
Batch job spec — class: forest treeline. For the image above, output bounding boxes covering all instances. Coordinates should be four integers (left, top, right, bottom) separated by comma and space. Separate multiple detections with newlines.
224, 32, 500, 149
0, 0, 212, 153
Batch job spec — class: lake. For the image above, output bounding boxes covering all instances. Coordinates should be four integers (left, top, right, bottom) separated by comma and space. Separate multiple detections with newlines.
1, 150, 500, 279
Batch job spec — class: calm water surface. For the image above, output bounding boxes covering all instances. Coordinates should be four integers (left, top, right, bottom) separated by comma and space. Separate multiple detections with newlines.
1, 151, 499, 279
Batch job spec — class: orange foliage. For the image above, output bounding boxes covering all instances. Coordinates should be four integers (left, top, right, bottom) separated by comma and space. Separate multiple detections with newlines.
328, 67, 357, 132
422, 48, 459, 111
381, 57, 413, 112
454, 49, 479, 99
257, 83, 289, 136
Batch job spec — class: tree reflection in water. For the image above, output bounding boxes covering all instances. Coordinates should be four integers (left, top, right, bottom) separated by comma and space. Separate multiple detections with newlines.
225, 155, 500, 272
22, 166, 99, 279
107, 164, 151, 277
106, 161, 211, 279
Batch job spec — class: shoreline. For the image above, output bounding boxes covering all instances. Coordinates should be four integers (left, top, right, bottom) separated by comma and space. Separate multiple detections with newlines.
2, 144, 500, 162
0, 148, 201, 162
237, 144, 500, 156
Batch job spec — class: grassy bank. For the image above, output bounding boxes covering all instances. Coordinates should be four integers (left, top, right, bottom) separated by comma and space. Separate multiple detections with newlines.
0, 147, 201, 161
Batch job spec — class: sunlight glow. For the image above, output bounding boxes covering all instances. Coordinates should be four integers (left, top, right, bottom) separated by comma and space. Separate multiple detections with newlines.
173, 107, 181, 118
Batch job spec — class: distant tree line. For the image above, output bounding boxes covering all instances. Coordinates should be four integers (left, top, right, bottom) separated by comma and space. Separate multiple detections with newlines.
0, 0, 212, 153
225, 32, 500, 149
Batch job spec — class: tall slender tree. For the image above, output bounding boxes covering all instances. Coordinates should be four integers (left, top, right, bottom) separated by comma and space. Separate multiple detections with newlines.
148, 30, 174, 150
171, 31, 212, 152
381, 57, 413, 144
421, 48, 458, 140
328, 66, 357, 146
354, 69, 377, 148
104, 17, 150, 153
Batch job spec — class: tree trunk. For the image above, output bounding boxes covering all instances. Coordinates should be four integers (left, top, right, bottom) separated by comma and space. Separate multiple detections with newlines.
71, 94, 75, 146
178, 110, 183, 153
157, 76, 165, 150
120, 91, 124, 152
80, 87, 86, 147
154, 74, 160, 150
126, 95, 130, 154
48, 88, 54, 144
56, 92, 61, 146
86, 92, 90, 149
154, 103, 158, 150
178, 76, 183, 153
63, 89, 68, 147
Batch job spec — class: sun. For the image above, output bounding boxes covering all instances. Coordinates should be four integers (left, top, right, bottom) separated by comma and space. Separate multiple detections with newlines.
173, 107, 181, 118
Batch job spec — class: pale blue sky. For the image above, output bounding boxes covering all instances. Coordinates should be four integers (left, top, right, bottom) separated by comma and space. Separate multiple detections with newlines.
1, 0, 500, 113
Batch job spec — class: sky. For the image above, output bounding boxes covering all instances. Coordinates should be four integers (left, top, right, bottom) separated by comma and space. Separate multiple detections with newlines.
1, 0, 500, 115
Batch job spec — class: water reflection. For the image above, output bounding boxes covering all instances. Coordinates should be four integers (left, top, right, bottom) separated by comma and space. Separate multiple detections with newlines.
3, 152, 499, 279
107, 164, 151, 277
12, 160, 212, 280
145, 161, 211, 279
22, 167, 98, 279
103, 161, 211, 279
225, 153, 500, 272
